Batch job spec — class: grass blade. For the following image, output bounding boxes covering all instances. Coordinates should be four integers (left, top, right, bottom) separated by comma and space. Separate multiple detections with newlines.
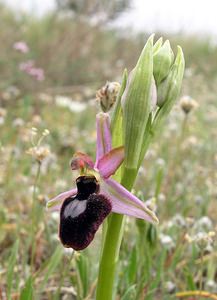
7, 240, 19, 300
19, 276, 33, 300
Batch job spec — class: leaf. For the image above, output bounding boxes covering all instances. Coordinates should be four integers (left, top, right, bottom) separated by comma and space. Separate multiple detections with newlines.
39, 245, 63, 292
145, 249, 167, 300
127, 246, 137, 285
122, 285, 137, 300
184, 269, 196, 290
155, 165, 164, 198
19, 276, 34, 300
7, 240, 19, 300
75, 253, 89, 298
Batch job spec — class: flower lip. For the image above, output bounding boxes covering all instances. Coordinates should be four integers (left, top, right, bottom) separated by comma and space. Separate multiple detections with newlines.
59, 176, 112, 250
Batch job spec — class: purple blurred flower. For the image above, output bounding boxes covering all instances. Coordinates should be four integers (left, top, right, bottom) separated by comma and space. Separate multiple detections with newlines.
47, 113, 158, 250
19, 60, 34, 72
13, 41, 29, 53
28, 67, 45, 81
19, 60, 45, 81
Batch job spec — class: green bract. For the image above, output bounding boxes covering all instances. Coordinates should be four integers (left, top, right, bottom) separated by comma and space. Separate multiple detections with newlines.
111, 69, 128, 181
111, 69, 128, 149
121, 35, 154, 174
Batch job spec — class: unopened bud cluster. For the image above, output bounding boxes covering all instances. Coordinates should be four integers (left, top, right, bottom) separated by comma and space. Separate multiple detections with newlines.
111, 35, 185, 180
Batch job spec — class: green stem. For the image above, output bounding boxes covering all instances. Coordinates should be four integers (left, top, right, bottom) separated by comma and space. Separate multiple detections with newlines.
199, 248, 205, 291
96, 214, 125, 300
30, 161, 41, 271
96, 168, 137, 300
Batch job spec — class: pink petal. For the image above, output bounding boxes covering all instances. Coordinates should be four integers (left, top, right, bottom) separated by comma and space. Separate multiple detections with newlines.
46, 188, 77, 211
71, 152, 94, 170
95, 113, 112, 164
101, 178, 159, 224
97, 146, 124, 179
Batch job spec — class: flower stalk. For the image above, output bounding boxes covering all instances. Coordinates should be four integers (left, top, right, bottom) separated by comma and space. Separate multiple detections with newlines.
30, 161, 41, 271
96, 171, 136, 300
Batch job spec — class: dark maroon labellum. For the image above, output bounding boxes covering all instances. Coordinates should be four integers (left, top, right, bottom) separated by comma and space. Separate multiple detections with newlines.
59, 175, 112, 250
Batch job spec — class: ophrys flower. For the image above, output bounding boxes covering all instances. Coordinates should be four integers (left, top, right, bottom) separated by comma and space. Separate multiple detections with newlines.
47, 113, 158, 250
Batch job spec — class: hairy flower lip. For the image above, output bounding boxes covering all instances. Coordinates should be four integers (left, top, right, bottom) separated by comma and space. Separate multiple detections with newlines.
47, 112, 158, 247
59, 175, 112, 250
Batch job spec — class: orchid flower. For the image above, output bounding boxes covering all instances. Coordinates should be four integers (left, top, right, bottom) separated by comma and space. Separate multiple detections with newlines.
46, 113, 158, 250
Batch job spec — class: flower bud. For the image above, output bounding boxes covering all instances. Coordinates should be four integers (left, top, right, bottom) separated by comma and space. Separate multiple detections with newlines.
121, 35, 154, 173
153, 40, 174, 86
155, 46, 185, 115
96, 81, 121, 112
153, 37, 163, 54
180, 95, 198, 114
151, 76, 157, 111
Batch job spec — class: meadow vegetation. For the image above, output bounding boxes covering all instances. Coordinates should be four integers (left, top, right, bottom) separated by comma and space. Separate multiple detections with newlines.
0, 3, 216, 299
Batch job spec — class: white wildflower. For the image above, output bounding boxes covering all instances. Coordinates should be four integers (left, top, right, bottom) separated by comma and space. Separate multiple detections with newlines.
159, 234, 175, 250
55, 95, 87, 113
164, 281, 176, 293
